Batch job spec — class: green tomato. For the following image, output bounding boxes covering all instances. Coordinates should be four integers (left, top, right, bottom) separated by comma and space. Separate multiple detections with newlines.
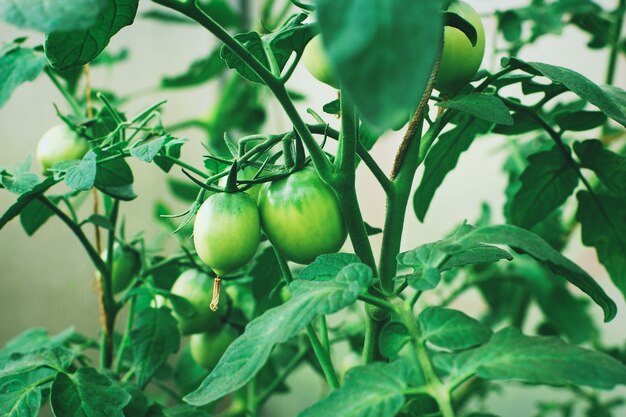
170, 270, 223, 335
189, 325, 238, 370
258, 166, 347, 264
193, 192, 260, 276
302, 35, 340, 89
36, 124, 90, 175
101, 243, 140, 294
435, 1, 486, 94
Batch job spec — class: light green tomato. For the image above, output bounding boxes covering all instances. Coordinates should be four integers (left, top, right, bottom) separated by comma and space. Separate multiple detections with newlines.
170, 270, 223, 335
193, 192, 260, 276
36, 124, 90, 175
189, 326, 238, 370
435, 1, 486, 94
302, 35, 340, 89
101, 243, 140, 294
258, 166, 347, 264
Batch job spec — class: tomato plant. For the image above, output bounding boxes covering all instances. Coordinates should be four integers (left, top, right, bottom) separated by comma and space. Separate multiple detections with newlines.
1, 1, 626, 417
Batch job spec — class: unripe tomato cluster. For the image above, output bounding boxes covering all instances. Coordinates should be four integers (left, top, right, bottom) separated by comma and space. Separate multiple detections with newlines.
303, 1, 485, 95
193, 165, 347, 274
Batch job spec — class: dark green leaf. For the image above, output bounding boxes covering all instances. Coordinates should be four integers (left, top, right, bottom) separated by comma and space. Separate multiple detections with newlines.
510, 146, 579, 229
379, 322, 411, 360
364, 222, 383, 236
575, 140, 626, 197
497, 10, 522, 43
19, 198, 54, 236
435, 327, 626, 389
45, 0, 139, 69
440, 244, 513, 270
0, 47, 47, 109
185, 263, 373, 405
130, 307, 180, 388
576, 191, 626, 300
316, 0, 444, 130
166, 178, 199, 203
414, 116, 491, 221
0, 177, 57, 231
0, 0, 105, 32
50, 368, 131, 417
0, 348, 75, 380
554, 110, 607, 131
439, 93, 513, 125
95, 157, 135, 200
161, 50, 224, 88
247, 246, 283, 316
198, 0, 239, 29
298, 360, 414, 417
322, 99, 340, 115
418, 307, 492, 350
458, 224, 617, 321
505, 58, 626, 126
164, 404, 212, 417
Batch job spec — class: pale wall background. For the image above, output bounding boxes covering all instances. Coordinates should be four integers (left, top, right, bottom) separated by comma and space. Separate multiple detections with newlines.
0, 1, 625, 416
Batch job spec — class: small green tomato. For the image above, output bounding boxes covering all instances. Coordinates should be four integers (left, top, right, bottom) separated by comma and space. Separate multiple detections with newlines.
101, 243, 140, 294
302, 35, 340, 89
170, 270, 223, 335
36, 124, 90, 175
193, 192, 260, 276
189, 326, 238, 371
435, 1, 486, 94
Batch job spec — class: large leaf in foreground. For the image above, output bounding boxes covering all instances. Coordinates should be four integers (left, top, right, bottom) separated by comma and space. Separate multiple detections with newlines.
316, 0, 444, 130
185, 263, 373, 405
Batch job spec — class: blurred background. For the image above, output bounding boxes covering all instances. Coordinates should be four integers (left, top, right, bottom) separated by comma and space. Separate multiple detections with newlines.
0, 0, 625, 416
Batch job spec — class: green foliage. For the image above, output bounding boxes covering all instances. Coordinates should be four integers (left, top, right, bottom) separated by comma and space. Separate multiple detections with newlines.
316, 0, 444, 130
2, 0, 626, 416
45, 0, 140, 69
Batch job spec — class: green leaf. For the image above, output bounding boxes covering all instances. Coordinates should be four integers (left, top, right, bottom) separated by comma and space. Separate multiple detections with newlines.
379, 322, 411, 360
0, 47, 47, 109
574, 139, 626, 197
505, 58, 626, 126
458, 224, 617, 321
509, 146, 579, 229
0, 0, 105, 32
497, 10, 522, 43
297, 360, 414, 417
554, 110, 607, 132
164, 404, 212, 417
247, 246, 283, 316
299, 253, 362, 281
50, 368, 131, 417
44, 0, 139, 69
397, 230, 512, 292
64, 152, 97, 191
0, 156, 40, 195
161, 49, 225, 88
0, 177, 57, 231
198, 0, 239, 29
439, 93, 513, 125
576, 191, 626, 300
418, 307, 492, 350
221, 17, 315, 83
131, 136, 167, 163
0, 348, 75, 380
19, 198, 55, 236
184, 263, 373, 405
0, 378, 42, 417
316, 0, 444, 130
130, 307, 180, 388
166, 178, 199, 203
414, 116, 491, 221
435, 327, 626, 389
95, 157, 136, 201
